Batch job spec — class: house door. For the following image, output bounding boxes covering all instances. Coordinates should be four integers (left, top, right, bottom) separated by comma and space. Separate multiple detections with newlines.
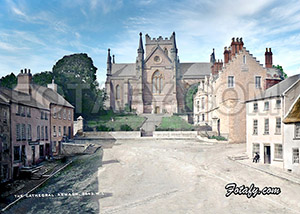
32, 146, 36, 165
68, 126, 71, 139
21, 145, 26, 165
264, 145, 271, 164
155, 106, 160, 114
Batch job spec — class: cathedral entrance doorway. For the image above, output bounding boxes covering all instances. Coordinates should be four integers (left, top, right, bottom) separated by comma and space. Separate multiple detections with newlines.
154, 106, 160, 114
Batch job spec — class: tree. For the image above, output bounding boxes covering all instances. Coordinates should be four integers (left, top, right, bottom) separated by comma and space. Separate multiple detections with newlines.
52, 53, 106, 117
185, 84, 199, 112
32, 71, 53, 86
273, 65, 288, 79
0, 73, 17, 89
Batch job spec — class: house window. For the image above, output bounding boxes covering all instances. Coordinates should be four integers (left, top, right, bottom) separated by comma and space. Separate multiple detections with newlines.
276, 99, 281, 109
253, 119, 258, 135
264, 101, 269, 111
45, 126, 48, 140
243, 55, 246, 64
52, 141, 57, 153
63, 109, 66, 120
264, 118, 269, 134
197, 115, 200, 123
14, 146, 21, 161
21, 124, 26, 140
255, 76, 261, 89
152, 71, 163, 94
58, 111, 61, 119
252, 143, 260, 158
58, 126, 61, 137
39, 145, 44, 158
41, 126, 44, 140
274, 144, 283, 159
27, 107, 31, 117
293, 148, 299, 164
3, 110, 7, 123
64, 126, 66, 136
16, 105, 20, 115
53, 126, 57, 137
41, 111, 44, 119
197, 101, 200, 112
201, 97, 205, 109
27, 124, 32, 141
37, 126, 40, 140
228, 76, 234, 88
45, 113, 48, 120
275, 117, 281, 134
68, 110, 71, 120
16, 124, 21, 141
53, 107, 57, 118
21, 106, 25, 116
164, 47, 168, 56
253, 103, 258, 112
295, 123, 300, 138
202, 114, 205, 121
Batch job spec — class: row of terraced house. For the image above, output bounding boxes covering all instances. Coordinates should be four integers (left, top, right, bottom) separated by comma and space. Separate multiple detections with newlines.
193, 37, 300, 175
0, 69, 74, 183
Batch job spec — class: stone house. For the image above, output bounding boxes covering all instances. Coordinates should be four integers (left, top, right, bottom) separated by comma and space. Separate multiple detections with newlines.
282, 93, 300, 174
105, 32, 211, 114
246, 74, 300, 167
0, 96, 11, 183
194, 38, 283, 143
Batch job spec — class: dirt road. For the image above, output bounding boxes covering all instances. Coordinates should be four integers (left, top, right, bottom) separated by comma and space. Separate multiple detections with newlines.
99, 139, 300, 214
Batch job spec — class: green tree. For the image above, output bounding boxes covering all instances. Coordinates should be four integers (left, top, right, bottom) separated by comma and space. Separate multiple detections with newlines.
185, 84, 198, 112
273, 65, 288, 79
0, 73, 17, 88
32, 71, 53, 86
52, 53, 106, 117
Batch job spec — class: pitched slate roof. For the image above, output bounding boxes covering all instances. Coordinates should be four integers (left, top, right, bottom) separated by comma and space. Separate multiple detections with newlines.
31, 84, 74, 108
111, 63, 136, 77
0, 96, 9, 105
0, 87, 48, 109
246, 74, 300, 102
180, 63, 211, 78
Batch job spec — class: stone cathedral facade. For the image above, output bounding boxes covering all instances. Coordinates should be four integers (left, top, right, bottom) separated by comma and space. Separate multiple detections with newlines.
105, 32, 211, 114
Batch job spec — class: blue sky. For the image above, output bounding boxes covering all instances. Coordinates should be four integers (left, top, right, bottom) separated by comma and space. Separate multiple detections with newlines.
0, 0, 300, 87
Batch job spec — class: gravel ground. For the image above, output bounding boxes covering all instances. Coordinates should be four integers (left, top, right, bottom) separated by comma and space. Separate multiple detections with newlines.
99, 139, 300, 214
4, 139, 300, 214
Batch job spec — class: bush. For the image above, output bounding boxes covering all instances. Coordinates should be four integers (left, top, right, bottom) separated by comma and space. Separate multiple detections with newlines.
120, 124, 133, 131
96, 125, 114, 131
208, 135, 227, 141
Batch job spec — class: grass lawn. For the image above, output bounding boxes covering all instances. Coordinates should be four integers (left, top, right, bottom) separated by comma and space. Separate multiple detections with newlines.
87, 111, 146, 131
156, 115, 195, 131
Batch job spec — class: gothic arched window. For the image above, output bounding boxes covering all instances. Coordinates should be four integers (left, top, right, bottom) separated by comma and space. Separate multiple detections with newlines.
116, 85, 120, 100
152, 71, 163, 94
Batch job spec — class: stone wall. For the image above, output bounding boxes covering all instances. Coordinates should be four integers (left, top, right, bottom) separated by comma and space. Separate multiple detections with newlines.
153, 131, 198, 138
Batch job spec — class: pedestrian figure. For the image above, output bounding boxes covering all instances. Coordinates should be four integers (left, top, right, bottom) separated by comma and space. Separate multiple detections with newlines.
253, 152, 260, 163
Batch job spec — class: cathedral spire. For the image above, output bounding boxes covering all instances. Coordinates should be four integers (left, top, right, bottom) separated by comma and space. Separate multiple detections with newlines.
137, 32, 144, 54
107, 48, 112, 76
171, 31, 177, 54
210, 48, 216, 64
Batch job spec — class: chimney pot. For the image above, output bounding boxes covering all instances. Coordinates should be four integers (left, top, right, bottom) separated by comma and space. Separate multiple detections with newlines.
24, 68, 27, 73
266, 48, 268, 52
237, 37, 239, 42
28, 69, 31, 73
21, 69, 23, 74
269, 48, 272, 52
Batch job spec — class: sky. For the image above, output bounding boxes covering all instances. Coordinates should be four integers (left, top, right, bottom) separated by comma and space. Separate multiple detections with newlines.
0, 0, 300, 87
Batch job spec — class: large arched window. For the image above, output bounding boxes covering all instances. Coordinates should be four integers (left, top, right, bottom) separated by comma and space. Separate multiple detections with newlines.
116, 85, 120, 100
152, 71, 163, 94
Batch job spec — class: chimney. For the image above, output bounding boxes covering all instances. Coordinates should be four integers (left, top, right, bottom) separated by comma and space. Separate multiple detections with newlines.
47, 79, 57, 92
265, 48, 273, 68
224, 46, 230, 64
15, 68, 32, 94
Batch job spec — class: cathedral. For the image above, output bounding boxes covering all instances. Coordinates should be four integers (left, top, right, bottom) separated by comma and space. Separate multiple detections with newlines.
105, 32, 211, 114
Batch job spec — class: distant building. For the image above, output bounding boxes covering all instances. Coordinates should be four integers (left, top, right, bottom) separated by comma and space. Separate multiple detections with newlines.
0, 95, 11, 183
105, 32, 211, 114
246, 74, 300, 167
283, 94, 300, 174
